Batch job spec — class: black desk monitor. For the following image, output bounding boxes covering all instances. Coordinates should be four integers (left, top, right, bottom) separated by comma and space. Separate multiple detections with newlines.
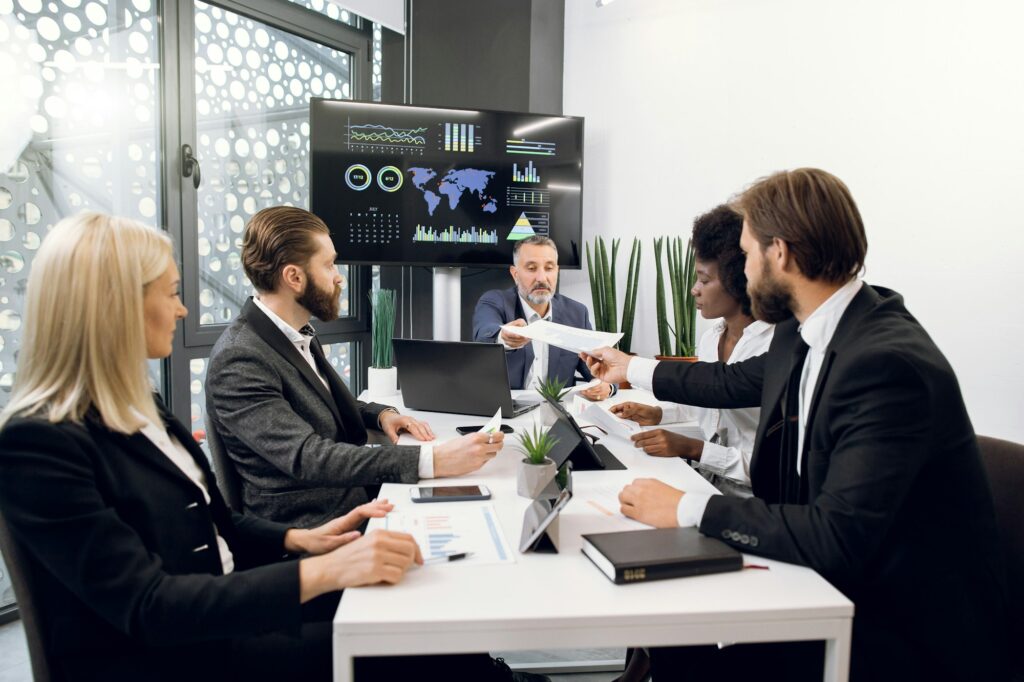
542, 395, 626, 471
393, 339, 540, 419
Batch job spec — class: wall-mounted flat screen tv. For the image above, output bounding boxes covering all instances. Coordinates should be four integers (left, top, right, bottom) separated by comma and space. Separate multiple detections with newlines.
310, 98, 584, 268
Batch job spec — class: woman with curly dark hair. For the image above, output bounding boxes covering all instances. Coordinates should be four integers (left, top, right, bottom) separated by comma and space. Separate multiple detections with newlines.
612, 204, 774, 499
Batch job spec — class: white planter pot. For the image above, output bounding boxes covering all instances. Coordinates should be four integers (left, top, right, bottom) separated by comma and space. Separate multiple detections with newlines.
517, 457, 556, 499
366, 366, 398, 399
537, 401, 560, 427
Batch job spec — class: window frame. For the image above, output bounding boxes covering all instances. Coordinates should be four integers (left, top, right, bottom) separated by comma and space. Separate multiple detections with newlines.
160, 0, 378, 424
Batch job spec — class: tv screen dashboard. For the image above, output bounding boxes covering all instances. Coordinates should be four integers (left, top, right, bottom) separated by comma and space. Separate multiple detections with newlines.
310, 98, 584, 268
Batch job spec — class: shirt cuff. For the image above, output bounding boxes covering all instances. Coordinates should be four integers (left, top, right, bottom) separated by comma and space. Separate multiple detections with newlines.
625, 356, 659, 391
696, 441, 734, 476
659, 402, 688, 424
418, 445, 434, 479
676, 491, 713, 527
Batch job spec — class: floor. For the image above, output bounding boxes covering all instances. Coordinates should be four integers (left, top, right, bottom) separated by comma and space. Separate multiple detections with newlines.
0, 619, 621, 681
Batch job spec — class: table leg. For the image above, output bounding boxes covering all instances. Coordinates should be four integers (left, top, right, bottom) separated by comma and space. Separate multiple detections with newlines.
333, 651, 354, 682
823, 629, 851, 682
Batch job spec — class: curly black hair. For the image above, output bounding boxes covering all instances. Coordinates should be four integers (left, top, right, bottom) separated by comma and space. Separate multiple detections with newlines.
691, 204, 752, 316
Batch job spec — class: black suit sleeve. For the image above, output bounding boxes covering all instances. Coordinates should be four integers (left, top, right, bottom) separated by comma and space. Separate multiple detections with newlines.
0, 421, 302, 646
472, 289, 508, 342
651, 353, 765, 409
698, 351, 934, 588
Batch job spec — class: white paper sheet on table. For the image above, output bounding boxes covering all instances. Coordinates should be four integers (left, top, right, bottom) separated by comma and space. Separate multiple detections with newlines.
384, 503, 516, 566
572, 484, 649, 532
581, 403, 642, 441
500, 319, 622, 354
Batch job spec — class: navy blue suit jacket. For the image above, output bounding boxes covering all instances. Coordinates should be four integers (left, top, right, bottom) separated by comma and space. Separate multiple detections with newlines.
472, 287, 595, 389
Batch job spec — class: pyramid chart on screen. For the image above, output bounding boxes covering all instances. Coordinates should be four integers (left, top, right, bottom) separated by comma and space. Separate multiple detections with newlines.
506, 212, 537, 240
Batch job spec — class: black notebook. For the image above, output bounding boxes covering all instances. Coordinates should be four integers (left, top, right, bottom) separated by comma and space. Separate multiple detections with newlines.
581, 527, 743, 584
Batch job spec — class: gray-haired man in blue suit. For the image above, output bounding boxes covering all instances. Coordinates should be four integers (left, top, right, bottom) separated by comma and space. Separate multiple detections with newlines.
473, 235, 616, 401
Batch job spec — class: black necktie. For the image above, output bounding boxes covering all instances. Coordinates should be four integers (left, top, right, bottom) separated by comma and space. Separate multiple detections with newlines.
298, 323, 316, 338
779, 338, 810, 504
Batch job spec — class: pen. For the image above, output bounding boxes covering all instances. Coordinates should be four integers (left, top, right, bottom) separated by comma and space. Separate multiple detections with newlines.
423, 552, 473, 565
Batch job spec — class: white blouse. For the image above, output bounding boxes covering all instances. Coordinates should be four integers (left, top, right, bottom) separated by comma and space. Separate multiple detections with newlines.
136, 411, 235, 575
659, 320, 774, 496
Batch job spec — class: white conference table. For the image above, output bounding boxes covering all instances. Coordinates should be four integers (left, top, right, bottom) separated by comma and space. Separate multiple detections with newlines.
334, 390, 853, 681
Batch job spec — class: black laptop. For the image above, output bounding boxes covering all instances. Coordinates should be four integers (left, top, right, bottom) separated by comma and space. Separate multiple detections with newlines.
393, 339, 540, 419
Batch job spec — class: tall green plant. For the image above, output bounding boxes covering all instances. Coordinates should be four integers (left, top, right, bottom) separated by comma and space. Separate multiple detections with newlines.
654, 236, 697, 357
585, 236, 642, 352
369, 288, 396, 369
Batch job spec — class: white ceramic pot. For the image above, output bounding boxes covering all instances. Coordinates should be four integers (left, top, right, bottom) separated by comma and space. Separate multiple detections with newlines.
517, 457, 556, 499
366, 366, 398, 398
537, 401, 560, 427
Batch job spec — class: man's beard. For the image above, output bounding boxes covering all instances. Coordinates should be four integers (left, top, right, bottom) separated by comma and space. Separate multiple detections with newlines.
297, 271, 341, 322
748, 260, 795, 324
518, 280, 553, 306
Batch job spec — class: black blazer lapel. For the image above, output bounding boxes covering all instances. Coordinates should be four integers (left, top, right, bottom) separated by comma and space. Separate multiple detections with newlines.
85, 409, 199, 495
748, 318, 800, 503
793, 285, 879, 497
240, 298, 345, 428
310, 338, 368, 444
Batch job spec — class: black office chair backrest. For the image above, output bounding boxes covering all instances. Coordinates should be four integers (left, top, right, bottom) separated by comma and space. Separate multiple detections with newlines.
206, 419, 244, 513
976, 434, 1024, 679
0, 513, 52, 682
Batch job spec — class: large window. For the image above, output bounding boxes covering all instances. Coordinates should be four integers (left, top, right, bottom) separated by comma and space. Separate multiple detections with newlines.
0, 0, 386, 616
0, 0, 163, 614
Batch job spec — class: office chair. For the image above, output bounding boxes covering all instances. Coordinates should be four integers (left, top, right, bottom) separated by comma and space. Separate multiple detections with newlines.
206, 419, 245, 513
976, 435, 1024, 681
0, 513, 53, 682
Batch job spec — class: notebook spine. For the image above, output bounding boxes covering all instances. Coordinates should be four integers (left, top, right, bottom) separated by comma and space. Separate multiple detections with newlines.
612, 558, 741, 584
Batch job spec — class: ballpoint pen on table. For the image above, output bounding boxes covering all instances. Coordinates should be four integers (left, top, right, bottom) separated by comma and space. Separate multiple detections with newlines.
423, 552, 473, 565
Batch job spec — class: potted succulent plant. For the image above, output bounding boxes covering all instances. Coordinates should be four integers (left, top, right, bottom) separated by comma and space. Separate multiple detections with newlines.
515, 423, 559, 498
367, 288, 398, 397
536, 376, 571, 426
653, 236, 698, 361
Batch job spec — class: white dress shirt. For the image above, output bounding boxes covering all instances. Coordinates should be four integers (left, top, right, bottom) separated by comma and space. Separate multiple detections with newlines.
498, 294, 553, 390
252, 297, 435, 478
660, 320, 774, 496
135, 411, 235, 575
795, 278, 863, 470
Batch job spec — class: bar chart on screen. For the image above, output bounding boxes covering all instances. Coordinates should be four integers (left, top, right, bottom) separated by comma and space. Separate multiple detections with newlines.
384, 504, 516, 565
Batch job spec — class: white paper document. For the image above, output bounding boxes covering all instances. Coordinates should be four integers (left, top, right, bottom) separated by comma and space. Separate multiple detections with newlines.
581, 403, 643, 441
478, 408, 502, 435
571, 483, 649, 532
500, 319, 622, 354
567, 378, 601, 394
659, 423, 706, 440
384, 503, 515, 566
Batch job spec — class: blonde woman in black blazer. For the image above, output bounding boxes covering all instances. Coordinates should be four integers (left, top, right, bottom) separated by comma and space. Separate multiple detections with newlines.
0, 213, 424, 681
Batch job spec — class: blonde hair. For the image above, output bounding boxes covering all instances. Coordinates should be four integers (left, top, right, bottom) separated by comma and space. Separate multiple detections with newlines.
0, 212, 173, 433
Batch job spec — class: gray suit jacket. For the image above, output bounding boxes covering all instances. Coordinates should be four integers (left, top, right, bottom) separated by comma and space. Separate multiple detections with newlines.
206, 298, 420, 528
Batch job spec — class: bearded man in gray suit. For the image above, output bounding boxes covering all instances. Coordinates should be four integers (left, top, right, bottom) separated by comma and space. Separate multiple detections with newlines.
206, 207, 503, 528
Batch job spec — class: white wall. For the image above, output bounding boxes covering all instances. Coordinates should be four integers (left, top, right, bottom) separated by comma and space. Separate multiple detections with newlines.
560, 0, 1024, 442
